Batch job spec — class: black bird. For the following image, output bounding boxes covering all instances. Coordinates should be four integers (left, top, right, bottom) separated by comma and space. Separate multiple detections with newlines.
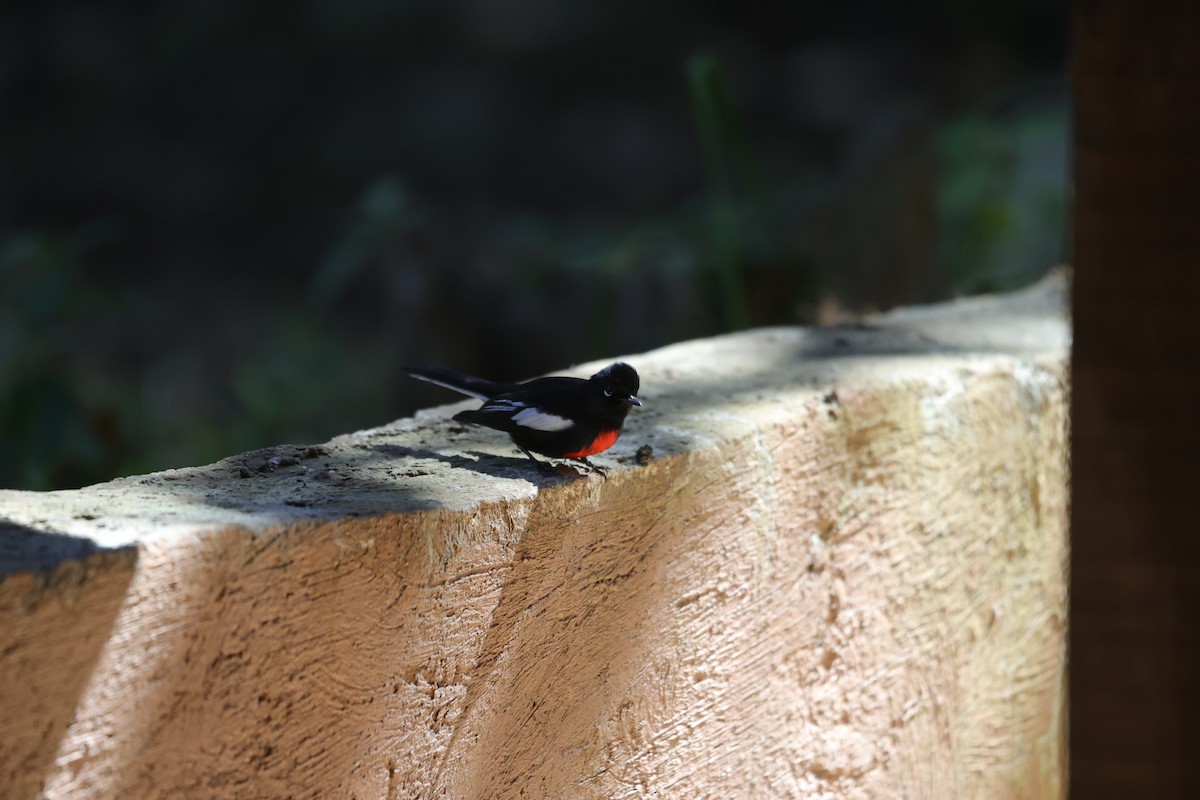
404, 362, 642, 472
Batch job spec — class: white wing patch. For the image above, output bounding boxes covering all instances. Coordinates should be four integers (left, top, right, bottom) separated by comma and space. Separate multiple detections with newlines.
511, 407, 575, 431
482, 399, 526, 412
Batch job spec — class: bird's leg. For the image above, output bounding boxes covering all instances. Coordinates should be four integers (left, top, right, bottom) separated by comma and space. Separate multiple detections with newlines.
519, 446, 556, 475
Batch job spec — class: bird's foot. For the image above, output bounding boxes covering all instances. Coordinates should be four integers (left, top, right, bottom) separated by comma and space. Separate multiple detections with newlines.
577, 457, 608, 476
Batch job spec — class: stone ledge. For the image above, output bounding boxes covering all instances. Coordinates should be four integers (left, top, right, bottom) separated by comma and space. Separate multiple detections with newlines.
0, 273, 1068, 799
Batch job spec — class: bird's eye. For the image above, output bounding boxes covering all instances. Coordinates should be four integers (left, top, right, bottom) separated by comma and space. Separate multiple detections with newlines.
603, 387, 613, 397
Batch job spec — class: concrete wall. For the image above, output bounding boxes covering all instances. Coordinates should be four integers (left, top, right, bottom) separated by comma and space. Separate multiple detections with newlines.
0, 275, 1069, 799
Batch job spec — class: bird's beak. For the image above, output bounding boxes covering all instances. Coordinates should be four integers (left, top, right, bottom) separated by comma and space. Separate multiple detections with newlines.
628, 395, 642, 407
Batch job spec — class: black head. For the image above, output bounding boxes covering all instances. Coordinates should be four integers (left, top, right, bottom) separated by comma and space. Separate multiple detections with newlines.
590, 362, 641, 411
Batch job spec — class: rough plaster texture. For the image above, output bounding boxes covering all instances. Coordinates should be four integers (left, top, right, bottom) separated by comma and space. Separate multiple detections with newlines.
0, 275, 1069, 799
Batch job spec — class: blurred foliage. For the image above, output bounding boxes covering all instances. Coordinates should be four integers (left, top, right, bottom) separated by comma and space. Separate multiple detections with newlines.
937, 101, 1068, 293
0, 1, 1067, 489
2, 226, 119, 488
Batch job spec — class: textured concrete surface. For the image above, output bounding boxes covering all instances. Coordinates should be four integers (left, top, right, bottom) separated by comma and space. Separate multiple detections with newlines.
0, 274, 1069, 799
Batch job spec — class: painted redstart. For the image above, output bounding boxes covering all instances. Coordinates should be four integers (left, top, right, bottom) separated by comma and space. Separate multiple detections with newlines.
404, 362, 642, 472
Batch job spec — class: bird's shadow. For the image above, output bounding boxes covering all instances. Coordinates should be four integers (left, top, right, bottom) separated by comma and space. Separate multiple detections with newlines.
370, 444, 599, 485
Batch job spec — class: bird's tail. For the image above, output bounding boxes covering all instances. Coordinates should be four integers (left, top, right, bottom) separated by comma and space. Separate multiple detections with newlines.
403, 366, 513, 400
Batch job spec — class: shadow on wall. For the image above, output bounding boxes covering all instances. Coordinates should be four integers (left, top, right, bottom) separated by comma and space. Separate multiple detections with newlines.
0, 527, 137, 800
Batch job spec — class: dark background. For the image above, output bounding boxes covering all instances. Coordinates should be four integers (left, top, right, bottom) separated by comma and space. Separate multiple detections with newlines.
1, 1, 1067, 489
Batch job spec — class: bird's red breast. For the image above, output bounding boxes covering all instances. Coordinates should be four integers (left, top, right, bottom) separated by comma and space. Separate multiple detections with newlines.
562, 429, 620, 458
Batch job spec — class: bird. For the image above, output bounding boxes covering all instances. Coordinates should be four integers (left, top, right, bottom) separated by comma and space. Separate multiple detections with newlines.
404, 362, 642, 473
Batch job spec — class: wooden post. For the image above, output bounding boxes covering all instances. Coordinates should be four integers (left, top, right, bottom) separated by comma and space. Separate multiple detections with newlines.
1072, 1, 1200, 796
